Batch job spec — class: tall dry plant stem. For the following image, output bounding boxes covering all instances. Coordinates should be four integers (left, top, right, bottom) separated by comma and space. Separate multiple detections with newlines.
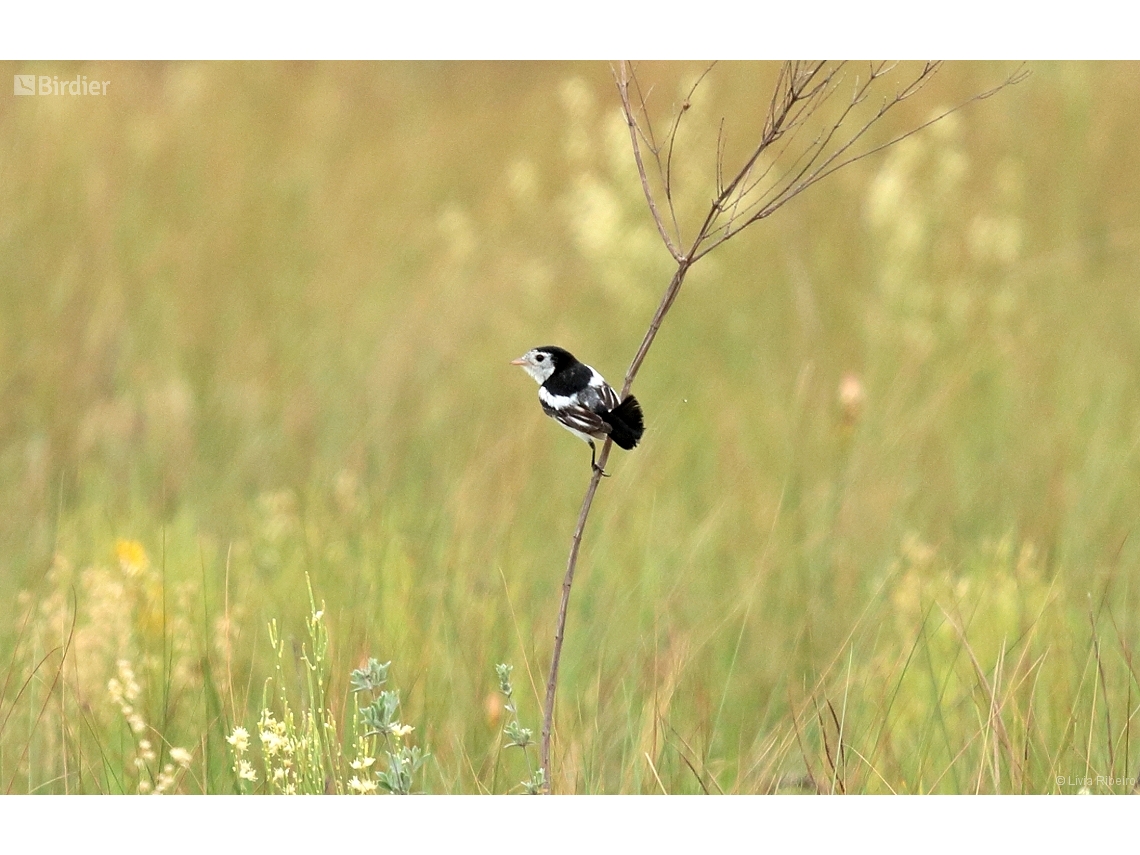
539, 60, 1026, 791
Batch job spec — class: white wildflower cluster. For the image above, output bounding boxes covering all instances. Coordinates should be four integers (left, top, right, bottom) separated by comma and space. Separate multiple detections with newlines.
150, 746, 193, 795
258, 709, 298, 794
109, 659, 192, 793
863, 108, 1028, 361
556, 75, 671, 314
169, 746, 192, 766
348, 771, 378, 794
136, 739, 157, 768
107, 659, 146, 734
344, 753, 377, 794
227, 726, 258, 787
227, 725, 250, 754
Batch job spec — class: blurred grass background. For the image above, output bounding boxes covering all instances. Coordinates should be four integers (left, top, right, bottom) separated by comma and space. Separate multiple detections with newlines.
2, 61, 1140, 794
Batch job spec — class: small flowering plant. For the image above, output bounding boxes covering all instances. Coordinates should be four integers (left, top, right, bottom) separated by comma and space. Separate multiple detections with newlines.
495, 663, 544, 794
227, 726, 259, 791
351, 658, 428, 795
223, 575, 427, 794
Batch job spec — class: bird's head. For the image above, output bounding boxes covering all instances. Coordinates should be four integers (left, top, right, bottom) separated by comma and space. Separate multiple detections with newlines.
510, 346, 574, 384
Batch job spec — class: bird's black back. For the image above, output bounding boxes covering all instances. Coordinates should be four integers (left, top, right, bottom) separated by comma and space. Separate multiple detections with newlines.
543, 361, 594, 397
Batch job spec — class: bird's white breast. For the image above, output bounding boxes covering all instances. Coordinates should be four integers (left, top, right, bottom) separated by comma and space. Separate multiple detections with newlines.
539, 386, 578, 409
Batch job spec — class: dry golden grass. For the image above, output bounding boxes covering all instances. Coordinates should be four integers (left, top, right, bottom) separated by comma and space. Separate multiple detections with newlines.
1, 61, 1139, 793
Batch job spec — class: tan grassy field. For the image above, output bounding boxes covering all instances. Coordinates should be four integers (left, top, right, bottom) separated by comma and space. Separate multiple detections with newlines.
2, 61, 1139, 794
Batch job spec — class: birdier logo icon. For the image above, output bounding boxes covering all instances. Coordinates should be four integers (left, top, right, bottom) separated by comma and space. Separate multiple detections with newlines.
12, 74, 109, 96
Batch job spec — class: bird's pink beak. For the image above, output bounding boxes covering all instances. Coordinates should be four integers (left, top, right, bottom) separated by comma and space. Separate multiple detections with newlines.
510, 357, 526, 365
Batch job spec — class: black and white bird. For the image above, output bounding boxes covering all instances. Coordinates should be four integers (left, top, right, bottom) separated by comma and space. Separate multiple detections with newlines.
512, 346, 644, 474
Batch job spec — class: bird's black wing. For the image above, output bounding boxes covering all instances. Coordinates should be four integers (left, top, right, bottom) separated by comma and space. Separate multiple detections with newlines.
541, 401, 611, 437
586, 380, 621, 414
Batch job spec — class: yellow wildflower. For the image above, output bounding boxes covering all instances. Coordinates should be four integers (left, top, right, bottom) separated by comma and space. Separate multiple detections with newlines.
115, 539, 149, 577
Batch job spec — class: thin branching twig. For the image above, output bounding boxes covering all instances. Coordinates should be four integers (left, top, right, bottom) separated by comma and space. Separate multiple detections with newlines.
538, 60, 1026, 791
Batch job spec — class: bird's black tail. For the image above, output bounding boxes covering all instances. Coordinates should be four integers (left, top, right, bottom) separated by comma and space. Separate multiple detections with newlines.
604, 395, 645, 450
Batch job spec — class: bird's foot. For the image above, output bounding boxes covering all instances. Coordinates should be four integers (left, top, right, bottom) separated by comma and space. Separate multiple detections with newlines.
589, 444, 610, 477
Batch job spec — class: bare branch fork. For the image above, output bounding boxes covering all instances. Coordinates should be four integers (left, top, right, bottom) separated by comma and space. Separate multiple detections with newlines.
538, 60, 1026, 791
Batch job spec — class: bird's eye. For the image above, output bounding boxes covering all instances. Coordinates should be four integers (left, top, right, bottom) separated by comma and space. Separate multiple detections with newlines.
535, 354, 545, 363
